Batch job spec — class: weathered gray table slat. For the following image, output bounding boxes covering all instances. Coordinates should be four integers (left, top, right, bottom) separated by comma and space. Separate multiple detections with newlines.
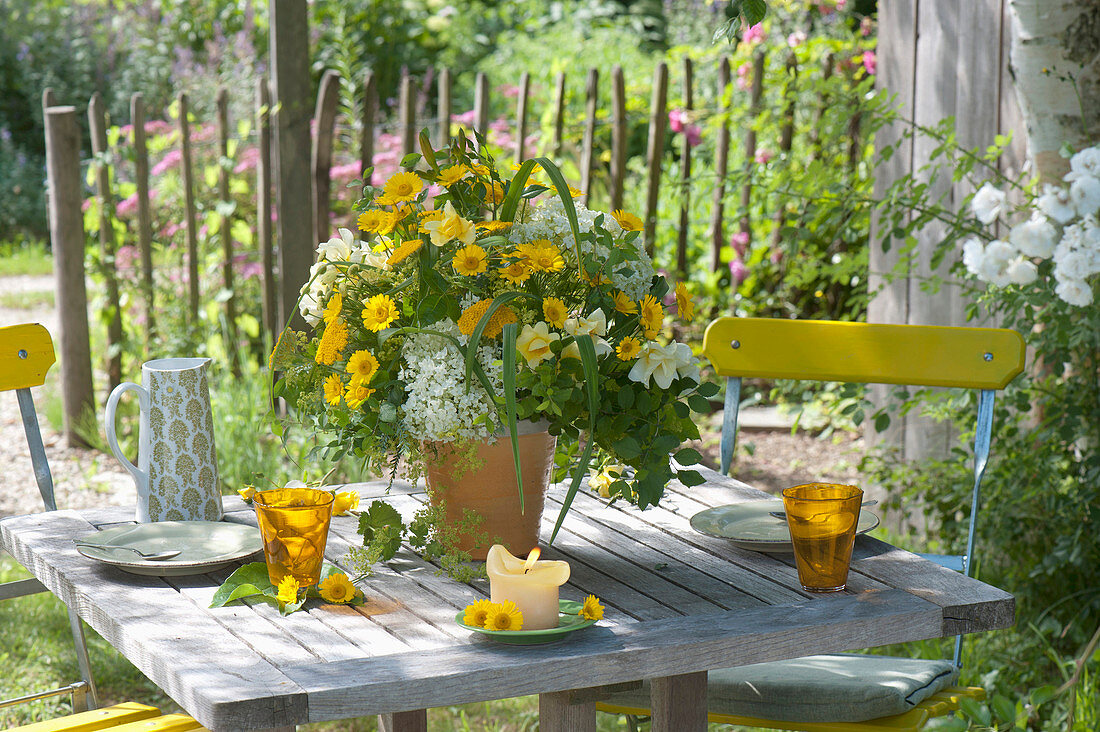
0, 467, 1015, 731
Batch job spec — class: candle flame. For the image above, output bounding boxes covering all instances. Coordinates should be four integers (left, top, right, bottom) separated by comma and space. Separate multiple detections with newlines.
523, 547, 541, 573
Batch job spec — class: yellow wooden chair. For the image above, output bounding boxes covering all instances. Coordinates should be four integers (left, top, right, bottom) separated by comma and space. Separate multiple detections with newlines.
597, 317, 1025, 731
0, 324, 207, 731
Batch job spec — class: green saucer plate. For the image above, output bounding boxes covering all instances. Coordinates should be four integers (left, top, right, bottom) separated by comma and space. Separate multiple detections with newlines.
456, 599, 598, 645
690, 499, 880, 554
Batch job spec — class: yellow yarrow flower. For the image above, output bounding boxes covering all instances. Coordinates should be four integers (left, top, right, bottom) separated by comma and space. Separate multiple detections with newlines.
361, 294, 399, 332
315, 319, 348, 365
437, 164, 468, 187
542, 297, 567, 328
323, 374, 344, 405
579, 595, 604, 621
611, 209, 644, 231
276, 575, 299, 605
346, 349, 379, 384
332, 491, 359, 516
498, 261, 531, 285
345, 381, 375, 409
318, 572, 357, 604
383, 171, 423, 203
452, 244, 488, 276
638, 294, 663, 338
463, 598, 494, 628
675, 280, 695, 322
357, 209, 388, 234
485, 600, 524, 631
612, 290, 638, 315
458, 299, 493, 337
322, 293, 342, 325
386, 239, 422, 265
616, 336, 642, 361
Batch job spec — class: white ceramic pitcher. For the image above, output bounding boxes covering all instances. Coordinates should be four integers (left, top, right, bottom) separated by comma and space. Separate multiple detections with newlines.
105, 358, 223, 522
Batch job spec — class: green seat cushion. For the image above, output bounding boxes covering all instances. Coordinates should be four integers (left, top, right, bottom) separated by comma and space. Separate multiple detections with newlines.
608, 654, 959, 724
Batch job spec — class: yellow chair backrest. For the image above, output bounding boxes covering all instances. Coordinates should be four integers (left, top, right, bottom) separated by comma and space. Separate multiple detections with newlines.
702, 318, 1025, 390
0, 323, 56, 392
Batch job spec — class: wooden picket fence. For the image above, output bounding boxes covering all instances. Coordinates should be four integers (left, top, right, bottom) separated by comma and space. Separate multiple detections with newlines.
42, 52, 860, 444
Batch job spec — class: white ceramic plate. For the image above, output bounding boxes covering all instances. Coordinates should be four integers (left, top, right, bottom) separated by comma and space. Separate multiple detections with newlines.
74, 521, 262, 576
689, 500, 880, 554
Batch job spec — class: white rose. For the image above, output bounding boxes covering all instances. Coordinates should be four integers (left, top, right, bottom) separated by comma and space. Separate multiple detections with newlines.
1038, 184, 1076, 224
628, 341, 694, 390
961, 237, 986, 277
318, 228, 358, 261
977, 240, 1013, 287
1009, 214, 1058, 259
673, 342, 701, 383
1006, 257, 1039, 285
1066, 146, 1100, 181
1054, 277, 1094, 307
1069, 176, 1100, 217
563, 308, 608, 338
971, 183, 1007, 225
1055, 250, 1090, 280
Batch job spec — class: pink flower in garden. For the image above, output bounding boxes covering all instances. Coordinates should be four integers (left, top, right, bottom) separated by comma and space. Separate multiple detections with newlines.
860, 17, 874, 36
329, 162, 361, 181
787, 31, 807, 48
836, 0, 847, 9
736, 62, 753, 92
755, 148, 774, 165
152, 149, 183, 176
498, 84, 521, 98
729, 257, 748, 285
115, 190, 156, 218
742, 23, 767, 45
730, 231, 749, 257
81, 199, 92, 212
685, 124, 702, 148
160, 222, 183, 238
452, 110, 477, 126
119, 124, 134, 138
115, 245, 138, 273
239, 261, 263, 280
145, 120, 174, 137
668, 109, 688, 133
234, 146, 260, 174
770, 248, 784, 265
862, 51, 877, 75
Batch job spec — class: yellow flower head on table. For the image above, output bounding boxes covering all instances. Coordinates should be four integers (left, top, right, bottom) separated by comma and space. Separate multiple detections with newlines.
638, 294, 664, 339
485, 600, 524, 631
276, 575, 300, 605
323, 374, 344, 406
611, 209, 644, 232
346, 349, 380, 384
463, 598, 495, 628
237, 486, 256, 503
579, 595, 604, 621
452, 244, 489, 276
332, 491, 360, 516
675, 281, 695, 322
361, 294, 399, 332
422, 202, 476, 247
616, 336, 642, 361
437, 164, 468, 187
322, 293, 343, 325
383, 171, 423, 203
318, 572, 358, 604
612, 290, 638, 315
516, 322, 560, 368
542, 297, 568, 329
498, 261, 531, 285
386, 239, 422, 266
315, 319, 348, 365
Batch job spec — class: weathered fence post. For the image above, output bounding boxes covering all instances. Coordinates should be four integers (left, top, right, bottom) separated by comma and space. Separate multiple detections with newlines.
216, 87, 238, 367
474, 72, 490, 147
44, 106, 94, 448
610, 66, 627, 213
552, 72, 566, 159
515, 72, 530, 165
644, 62, 669, 255
399, 71, 416, 157
437, 68, 451, 150
580, 68, 599, 205
709, 57, 731, 274
177, 92, 201, 322
88, 93, 123, 394
130, 93, 155, 346
739, 51, 766, 244
312, 69, 340, 244
676, 56, 693, 278
360, 70, 377, 181
257, 77, 277, 343
808, 53, 835, 159
772, 51, 798, 249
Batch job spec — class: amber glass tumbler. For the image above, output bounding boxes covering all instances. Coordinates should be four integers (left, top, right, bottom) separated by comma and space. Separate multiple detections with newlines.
253, 488, 334, 587
782, 483, 863, 593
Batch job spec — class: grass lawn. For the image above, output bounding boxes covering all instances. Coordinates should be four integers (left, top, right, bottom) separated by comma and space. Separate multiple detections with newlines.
0, 240, 53, 277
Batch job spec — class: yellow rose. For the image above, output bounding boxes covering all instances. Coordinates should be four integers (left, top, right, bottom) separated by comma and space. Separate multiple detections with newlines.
516, 322, 560, 368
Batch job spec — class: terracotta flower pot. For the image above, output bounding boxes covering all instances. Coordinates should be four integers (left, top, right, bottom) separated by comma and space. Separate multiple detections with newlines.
423, 423, 556, 560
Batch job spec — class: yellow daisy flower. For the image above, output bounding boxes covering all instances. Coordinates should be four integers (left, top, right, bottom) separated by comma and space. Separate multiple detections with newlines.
323, 374, 344, 405
276, 575, 299, 605
318, 572, 357, 604
237, 486, 256, 503
531, 245, 565, 273
315, 319, 348, 365
373, 192, 398, 207
579, 268, 610, 286
463, 599, 495, 628
675, 281, 695, 322
452, 244, 488, 276
383, 171, 423, 203
468, 162, 490, 176
386, 239, 422, 265
611, 209, 644, 232
638, 294, 663, 338
567, 184, 584, 198
616, 336, 642, 361
498, 261, 531, 285
344, 381, 375, 409
579, 595, 604, 621
437, 164, 468, 187
485, 600, 524, 631
361, 294, 399, 332
542, 297, 568, 328
612, 290, 638, 315
512, 242, 541, 267
357, 209, 388, 233
483, 180, 506, 206
332, 491, 359, 516
346, 349, 379, 383
476, 220, 513, 233
322, 293, 342, 325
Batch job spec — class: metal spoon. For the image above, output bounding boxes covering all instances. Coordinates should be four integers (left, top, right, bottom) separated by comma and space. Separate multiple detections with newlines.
769, 499, 878, 520
73, 542, 182, 561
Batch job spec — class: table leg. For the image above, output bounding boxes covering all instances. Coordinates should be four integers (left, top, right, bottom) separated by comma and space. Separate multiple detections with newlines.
378, 709, 427, 732
539, 689, 596, 732
650, 671, 707, 732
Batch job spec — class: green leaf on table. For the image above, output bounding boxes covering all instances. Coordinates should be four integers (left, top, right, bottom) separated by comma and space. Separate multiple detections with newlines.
210, 562, 274, 607
677, 469, 706, 487
358, 500, 404, 560
674, 448, 702, 465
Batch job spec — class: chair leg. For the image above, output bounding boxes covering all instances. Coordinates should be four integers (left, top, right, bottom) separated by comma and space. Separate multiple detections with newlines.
66, 607, 99, 711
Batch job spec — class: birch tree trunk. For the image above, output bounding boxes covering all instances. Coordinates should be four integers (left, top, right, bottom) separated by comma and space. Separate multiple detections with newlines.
1009, 0, 1100, 179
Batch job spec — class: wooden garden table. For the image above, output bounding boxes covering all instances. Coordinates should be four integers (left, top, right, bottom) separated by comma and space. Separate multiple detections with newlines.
0, 467, 1014, 731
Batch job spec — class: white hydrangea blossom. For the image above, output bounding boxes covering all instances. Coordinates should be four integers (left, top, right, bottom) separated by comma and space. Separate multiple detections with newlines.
508, 197, 656, 301
400, 319, 503, 442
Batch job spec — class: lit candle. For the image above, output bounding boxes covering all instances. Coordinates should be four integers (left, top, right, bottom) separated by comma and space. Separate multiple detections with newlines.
485, 544, 570, 631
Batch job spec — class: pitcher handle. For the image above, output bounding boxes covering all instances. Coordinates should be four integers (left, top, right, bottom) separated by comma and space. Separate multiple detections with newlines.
105, 382, 150, 498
